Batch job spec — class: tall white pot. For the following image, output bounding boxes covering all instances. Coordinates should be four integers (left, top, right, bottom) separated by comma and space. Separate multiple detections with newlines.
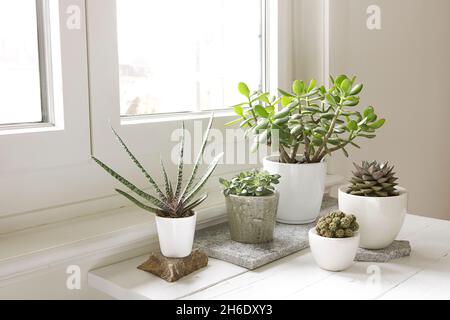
338, 186, 407, 249
155, 213, 197, 258
263, 156, 327, 224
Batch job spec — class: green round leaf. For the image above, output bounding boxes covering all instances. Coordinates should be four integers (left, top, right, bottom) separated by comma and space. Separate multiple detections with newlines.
292, 80, 305, 96
369, 119, 386, 129
350, 83, 363, 95
233, 106, 244, 117
254, 105, 269, 118
238, 82, 250, 98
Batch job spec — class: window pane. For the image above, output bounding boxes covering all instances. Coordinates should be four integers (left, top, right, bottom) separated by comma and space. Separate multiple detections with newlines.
117, 0, 262, 116
0, 0, 42, 125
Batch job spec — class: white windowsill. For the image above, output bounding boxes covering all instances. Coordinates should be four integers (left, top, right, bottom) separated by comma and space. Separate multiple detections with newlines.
0, 175, 344, 282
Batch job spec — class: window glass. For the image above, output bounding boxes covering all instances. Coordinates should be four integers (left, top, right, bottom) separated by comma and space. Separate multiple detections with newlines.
0, 0, 43, 125
116, 0, 263, 116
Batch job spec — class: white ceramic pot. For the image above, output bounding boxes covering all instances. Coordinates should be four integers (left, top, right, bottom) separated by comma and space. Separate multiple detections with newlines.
155, 213, 197, 258
309, 228, 360, 271
338, 186, 407, 249
263, 156, 327, 224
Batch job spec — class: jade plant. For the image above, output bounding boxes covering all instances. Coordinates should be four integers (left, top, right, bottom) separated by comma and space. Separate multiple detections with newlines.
316, 211, 359, 238
92, 116, 223, 218
220, 170, 281, 197
347, 161, 399, 197
227, 75, 385, 164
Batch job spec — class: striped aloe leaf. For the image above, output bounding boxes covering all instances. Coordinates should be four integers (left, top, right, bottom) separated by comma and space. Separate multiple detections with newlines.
92, 156, 167, 210
110, 127, 167, 202
179, 116, 214, 203
174, 122, 185, 200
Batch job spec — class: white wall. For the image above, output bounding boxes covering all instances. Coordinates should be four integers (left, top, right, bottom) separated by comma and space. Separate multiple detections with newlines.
295, 0, 450, 220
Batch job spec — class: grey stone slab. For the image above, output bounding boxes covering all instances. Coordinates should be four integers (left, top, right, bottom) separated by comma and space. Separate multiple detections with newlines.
195, 196, 338, 270
355, 241, 411, 263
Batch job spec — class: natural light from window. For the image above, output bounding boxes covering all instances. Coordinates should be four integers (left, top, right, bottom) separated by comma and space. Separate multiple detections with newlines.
0, 0, 42, 125
116, 0, 263, 117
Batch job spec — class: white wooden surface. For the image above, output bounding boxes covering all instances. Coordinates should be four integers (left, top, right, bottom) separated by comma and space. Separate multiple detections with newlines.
88, 214, 450, 300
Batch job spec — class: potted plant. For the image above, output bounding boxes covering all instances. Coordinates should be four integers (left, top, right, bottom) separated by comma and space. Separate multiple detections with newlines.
220, 170, 281, 244
338, 161, 407, 249
92, 116, 223, 258
228, 75, 385, 224
309, 211, 360, 271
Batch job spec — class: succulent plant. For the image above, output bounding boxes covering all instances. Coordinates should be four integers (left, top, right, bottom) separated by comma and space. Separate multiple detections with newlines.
220, 170, 281, 197
227, 75, 385, 164
316, 211, 359, 238
347, 161, 399, 197
92, 115, 223, 218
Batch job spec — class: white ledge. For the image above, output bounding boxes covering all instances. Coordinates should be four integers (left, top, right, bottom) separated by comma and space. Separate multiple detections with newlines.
0, 174, 344, 281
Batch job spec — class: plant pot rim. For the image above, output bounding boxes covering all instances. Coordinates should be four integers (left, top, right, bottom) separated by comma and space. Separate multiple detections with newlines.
155, 212, 197, 221
338, 185, 408, 199
263, 155, 326, 166
225, 191, 279, 200
309, 228, 360, 242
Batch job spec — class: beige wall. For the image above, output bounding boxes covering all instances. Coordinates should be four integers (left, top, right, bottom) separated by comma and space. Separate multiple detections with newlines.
322, 0, 450, 219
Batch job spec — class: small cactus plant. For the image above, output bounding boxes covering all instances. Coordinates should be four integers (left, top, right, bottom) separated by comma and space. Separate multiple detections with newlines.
347, 161, 399, 197
316, 211, 359, 238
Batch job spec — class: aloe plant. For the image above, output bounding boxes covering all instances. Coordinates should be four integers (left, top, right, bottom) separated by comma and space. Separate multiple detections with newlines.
92, 116, 223, 218
228, 75, 385, 164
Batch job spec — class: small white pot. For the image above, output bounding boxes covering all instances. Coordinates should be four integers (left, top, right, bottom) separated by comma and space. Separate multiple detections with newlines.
338, 186, 407, 250
263, 156, 327, 224
155, 213, 197, 258
309, 228, 360, 272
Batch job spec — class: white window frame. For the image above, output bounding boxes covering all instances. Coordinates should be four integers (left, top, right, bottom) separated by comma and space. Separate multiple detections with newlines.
0, 0, 292, 233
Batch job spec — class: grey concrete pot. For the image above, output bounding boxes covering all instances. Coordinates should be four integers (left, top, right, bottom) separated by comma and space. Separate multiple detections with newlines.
225, 192, 279, 244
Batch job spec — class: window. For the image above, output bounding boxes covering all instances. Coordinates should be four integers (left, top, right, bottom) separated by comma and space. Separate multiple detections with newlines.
116, 0, 264, 117
0, 0, 43, 125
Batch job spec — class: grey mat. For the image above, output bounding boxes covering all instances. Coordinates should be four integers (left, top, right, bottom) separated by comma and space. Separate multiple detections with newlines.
195, 196, 411, 269
195, 196, 338, 270
356, 241, 411, 263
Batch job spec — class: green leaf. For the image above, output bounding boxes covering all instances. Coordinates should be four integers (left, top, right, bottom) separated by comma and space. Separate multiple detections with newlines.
350, 84, 363, 95
92, 156, 166, 210
225, 117, 243, 127
254, 105, 269, 118
180, 115, 214, 202
174, 122, 185, 199
313, 127, 328, 135
335, 75, 347, 87
326, 94, 337, 106
254, 119, 270, 131
274, 117, 289, 126
281, 96, 293, 107
292, 80, 305, 96
183, 153, 224, 205
110, 127, 167, 202
160, 157, 174, 200
341, 79, 352, 95
347, 120, 358, 131
238, 82, 250, 98
312, 137, 324, 146
308, 79, 316, 92
273, 107, 291, 120
278, 88, 294, 97
115, 189, 163, 216
233, 106, 244, 117
363, 106, 375, 117
369, 119, 386, 129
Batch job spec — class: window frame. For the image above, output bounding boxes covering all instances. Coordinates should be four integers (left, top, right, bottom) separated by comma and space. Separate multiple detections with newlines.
0, 0, 91, 173
0, 0, 292, 233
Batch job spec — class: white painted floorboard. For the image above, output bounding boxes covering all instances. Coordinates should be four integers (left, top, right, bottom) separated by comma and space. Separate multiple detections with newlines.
88, 214, 450, 300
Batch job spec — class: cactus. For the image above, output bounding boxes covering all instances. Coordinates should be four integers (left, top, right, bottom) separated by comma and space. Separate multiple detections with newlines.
316, 211, 359, 238
347, 161, 399, 197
